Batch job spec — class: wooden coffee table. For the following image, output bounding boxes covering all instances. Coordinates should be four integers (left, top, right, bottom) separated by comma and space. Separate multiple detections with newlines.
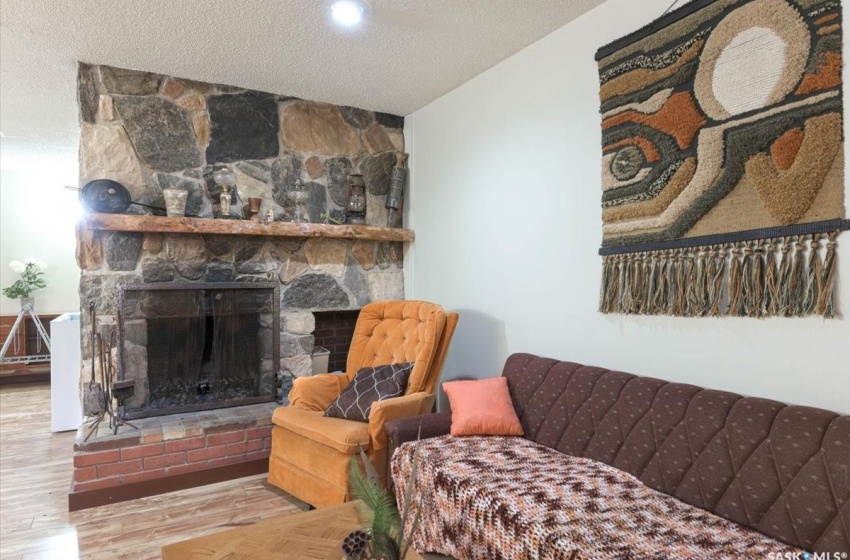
161, 500, 424, 560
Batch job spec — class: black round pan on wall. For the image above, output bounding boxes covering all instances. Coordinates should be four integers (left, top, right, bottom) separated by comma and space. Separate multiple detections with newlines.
81, 179, 132, 213
80, 179, 169, 215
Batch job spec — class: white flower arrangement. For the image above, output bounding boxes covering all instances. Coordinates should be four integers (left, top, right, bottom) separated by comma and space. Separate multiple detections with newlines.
3, 260, 47, 299
9, 260, 26, 274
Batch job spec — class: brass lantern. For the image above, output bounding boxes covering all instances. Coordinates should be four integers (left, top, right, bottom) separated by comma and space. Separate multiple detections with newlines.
345, 174, 367, 225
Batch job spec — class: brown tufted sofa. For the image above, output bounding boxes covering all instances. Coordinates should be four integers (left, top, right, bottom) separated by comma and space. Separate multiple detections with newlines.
388, 353, 850, 558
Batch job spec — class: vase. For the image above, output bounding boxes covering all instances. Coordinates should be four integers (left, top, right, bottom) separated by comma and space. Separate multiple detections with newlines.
288, 189, 310, 223
163, 188, 189, 217
20, 297, 34, 311
245, 197, 263, 221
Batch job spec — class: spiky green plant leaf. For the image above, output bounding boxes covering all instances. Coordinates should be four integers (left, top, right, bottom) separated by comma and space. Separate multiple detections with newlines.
357, 444, 383, 485
400, 500, 424, 560
399, 458, 424, 558
356, 446, 401, 540
348, 433, 428, 559
349, 454, 401, 559
371, 531, 400, 560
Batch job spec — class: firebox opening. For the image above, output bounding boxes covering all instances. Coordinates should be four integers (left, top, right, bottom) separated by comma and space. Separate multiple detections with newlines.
313, 310, 360, 372
118, 283, 279, 420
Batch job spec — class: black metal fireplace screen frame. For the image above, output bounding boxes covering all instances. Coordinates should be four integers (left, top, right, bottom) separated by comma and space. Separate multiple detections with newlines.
116, 282, 280, 419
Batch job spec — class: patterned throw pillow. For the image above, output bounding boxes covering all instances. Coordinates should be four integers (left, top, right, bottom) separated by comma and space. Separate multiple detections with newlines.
324, 362, 414, 422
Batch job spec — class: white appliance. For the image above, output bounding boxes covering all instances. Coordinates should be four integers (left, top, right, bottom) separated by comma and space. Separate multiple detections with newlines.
50, 313, 82, 432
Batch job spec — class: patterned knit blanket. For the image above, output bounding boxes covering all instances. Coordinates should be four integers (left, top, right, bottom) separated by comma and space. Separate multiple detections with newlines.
392, 436, 803, 560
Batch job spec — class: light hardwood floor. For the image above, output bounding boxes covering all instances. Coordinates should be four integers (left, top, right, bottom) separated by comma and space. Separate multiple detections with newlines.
0, 383, 307, 560
0, 383, 451, 560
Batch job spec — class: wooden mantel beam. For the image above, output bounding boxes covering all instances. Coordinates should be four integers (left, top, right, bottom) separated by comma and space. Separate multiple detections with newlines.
80, 213, 415, 242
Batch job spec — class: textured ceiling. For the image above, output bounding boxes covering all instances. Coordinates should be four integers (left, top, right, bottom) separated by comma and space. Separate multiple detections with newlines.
0, 0, 605, 168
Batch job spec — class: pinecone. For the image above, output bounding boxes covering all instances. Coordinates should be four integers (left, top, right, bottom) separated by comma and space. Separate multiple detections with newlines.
341, 528, 371, 559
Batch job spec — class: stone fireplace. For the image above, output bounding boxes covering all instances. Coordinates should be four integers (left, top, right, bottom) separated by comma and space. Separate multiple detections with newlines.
70, 63, 409, 509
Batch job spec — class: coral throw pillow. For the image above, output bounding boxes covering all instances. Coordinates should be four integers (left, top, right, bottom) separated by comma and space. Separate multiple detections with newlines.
443, 377, 524, 437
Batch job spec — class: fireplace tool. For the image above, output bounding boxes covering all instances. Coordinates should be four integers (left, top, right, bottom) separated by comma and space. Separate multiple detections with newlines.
110, 329, 136, 430
84, 308, 138, 441
82, 302, 106, 418
105, 330, 137, 435
83, 354, 107, 440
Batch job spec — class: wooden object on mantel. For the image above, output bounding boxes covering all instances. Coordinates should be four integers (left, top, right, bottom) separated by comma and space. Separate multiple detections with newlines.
82, 213, 415, 242
161, 500, 424, 560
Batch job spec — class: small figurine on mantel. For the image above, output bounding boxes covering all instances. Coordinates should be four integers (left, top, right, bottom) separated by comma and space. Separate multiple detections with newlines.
221, 185, 232, 217
386, 152, 408, 228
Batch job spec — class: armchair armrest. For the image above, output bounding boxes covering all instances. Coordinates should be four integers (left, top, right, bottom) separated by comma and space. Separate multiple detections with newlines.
368, 392, 435, 452
385, 411, 452, 459
288, 373, 350, 412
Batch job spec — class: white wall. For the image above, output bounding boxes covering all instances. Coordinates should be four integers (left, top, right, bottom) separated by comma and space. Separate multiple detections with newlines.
405, 0, 850, 414
0, 165, 81, 316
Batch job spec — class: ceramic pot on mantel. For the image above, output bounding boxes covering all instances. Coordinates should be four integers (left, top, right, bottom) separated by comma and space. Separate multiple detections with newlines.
20, 297, 34, 311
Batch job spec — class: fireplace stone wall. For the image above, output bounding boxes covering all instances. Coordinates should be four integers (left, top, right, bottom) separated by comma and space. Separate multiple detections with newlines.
77, 63, 405, 228
76, 63, 406, 400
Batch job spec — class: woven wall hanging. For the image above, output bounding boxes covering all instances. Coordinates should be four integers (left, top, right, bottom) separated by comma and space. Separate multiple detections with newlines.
596, 0, 849, 318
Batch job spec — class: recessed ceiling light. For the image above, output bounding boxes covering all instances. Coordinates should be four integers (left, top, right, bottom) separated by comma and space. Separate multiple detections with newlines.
330, 1, 363, 27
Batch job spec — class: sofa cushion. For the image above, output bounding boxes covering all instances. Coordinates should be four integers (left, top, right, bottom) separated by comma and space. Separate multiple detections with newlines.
272, 406, 369, 455
393, 435, 803, 560
325, 362, 414, 422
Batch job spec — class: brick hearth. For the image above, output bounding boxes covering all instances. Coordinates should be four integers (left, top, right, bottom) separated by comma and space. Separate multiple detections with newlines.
71, 402, 276, 502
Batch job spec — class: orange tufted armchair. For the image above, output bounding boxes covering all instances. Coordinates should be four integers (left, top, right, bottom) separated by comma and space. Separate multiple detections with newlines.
268, 301, 458, 507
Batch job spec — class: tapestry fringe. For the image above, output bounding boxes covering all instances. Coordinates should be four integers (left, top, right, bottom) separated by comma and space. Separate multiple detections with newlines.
599, 233, 842, 318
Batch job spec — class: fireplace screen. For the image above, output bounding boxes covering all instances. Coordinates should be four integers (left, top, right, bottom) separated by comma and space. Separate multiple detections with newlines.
117, 283, 279, 419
